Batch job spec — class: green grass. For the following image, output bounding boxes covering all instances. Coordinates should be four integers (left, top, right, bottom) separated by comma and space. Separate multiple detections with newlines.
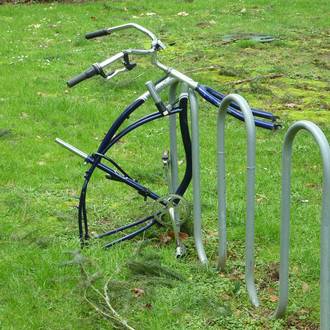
0, 0, 329, 328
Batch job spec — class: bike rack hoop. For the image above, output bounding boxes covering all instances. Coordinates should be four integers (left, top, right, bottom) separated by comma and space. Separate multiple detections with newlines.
271, 120, 330, 330
216, 94, 259, 307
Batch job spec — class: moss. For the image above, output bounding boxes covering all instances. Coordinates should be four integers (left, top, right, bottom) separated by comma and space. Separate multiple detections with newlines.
286, 110, 330, 124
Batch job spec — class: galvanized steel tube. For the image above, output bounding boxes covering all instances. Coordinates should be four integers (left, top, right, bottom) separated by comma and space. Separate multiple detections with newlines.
189, 88, 208, 265
271, 120, 330, 330
217, 94, 259, 307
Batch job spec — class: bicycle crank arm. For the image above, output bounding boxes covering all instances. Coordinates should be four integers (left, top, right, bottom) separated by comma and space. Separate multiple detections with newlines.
169, 206, 186, 258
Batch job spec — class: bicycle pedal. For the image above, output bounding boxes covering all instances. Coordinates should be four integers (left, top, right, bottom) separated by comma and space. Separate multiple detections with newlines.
175, 244, 186, 258
162, 149, 170, 164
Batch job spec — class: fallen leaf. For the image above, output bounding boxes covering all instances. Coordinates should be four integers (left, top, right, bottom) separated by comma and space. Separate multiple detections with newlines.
146, 12, 156, 16
65, 90, 70, 94
298, 309, 309, 315
167, 231, 189, 241
49, 25, 60, 29
178, 12, 189, 16
90, 16, 97, 20
19, 112, 28, 119
270, 295, 278, 302
286, 316, 300, 324
229, 272, 244, 280
29, 24, 41, 28
158, 233, 172, 244
256, 194, 269, 203
285, 103, 298, 108
132, 288, 145, 297
37, 91, 47, 97
302, 282, 311, 292
196, 22, 211, 28
264, 287, 275, 294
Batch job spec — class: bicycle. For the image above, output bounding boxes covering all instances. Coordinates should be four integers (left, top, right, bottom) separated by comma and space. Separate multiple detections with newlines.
56, 23, 280, 257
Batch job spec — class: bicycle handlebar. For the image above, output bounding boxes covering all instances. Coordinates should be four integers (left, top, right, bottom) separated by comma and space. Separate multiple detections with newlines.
84, 23, 164, 52
85, 28, 109, 39
67, 65, 99, 87
67, 24, 166, 87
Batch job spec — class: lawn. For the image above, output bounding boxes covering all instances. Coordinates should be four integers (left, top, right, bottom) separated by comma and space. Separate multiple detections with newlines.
0, 0, 329, 328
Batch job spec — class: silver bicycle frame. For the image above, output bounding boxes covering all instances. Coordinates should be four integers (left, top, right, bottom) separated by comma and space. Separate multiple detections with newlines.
138, 78, 208, 264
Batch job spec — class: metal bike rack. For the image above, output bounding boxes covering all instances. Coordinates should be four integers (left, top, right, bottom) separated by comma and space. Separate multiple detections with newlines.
167, 83, 208, 265
216, 94, 259, 307
58, 21, 330, 323
168, 92, 261, 302
189, 88, 208, 265
168, 92, 259, 301
270, 120, 330, 330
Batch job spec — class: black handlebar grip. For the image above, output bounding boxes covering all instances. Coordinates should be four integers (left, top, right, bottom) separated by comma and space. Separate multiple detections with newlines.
85, 29, 109, 39
67, 66, 98, 87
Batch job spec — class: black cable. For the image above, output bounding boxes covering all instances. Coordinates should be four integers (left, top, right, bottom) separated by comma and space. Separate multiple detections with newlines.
92, 152, 132, 179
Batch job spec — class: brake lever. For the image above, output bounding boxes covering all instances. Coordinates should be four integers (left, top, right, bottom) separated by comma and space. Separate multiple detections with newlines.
93, 51, 137, 81
106, 68, 127, 80
122, 51, 137, 71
